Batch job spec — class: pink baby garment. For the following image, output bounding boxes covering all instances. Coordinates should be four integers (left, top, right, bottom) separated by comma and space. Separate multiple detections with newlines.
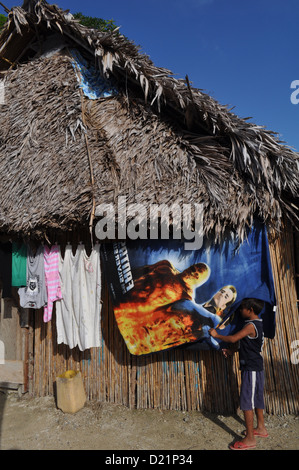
43, 245, 62, 322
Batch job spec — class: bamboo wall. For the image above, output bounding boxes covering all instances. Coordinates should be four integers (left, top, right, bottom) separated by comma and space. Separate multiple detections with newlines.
29, 226, 299, 415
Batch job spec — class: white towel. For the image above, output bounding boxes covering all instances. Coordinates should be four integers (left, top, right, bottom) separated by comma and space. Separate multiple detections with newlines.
55, 244, 102, 351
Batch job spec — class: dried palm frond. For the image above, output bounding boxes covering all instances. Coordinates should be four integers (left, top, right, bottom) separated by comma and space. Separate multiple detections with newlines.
0, 0, 297, 243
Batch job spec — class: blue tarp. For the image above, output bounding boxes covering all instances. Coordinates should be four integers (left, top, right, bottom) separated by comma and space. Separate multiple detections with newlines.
70, 49, 118, 99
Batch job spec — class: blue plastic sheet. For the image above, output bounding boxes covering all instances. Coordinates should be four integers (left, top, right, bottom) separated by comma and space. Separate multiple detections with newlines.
70, 49, 117, 100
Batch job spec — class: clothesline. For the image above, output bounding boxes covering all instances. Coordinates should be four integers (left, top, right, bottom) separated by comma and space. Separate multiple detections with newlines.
0, 242, 102, 351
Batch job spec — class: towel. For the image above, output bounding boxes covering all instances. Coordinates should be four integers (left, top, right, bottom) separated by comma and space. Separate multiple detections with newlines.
43, 245, 62, 322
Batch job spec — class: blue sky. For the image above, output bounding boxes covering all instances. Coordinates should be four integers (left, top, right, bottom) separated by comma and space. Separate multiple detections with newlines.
2, 0, 299, 151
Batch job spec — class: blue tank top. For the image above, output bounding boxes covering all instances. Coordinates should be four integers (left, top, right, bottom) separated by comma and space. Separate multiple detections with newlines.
239, 319, 264, 371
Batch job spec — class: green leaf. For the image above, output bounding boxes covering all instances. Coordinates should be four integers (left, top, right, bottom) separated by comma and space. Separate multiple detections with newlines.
73, 12, 117, 32
0, 13, 7, 32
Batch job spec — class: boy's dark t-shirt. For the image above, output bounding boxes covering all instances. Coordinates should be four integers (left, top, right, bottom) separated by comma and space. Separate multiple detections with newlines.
239, 319, 264, 371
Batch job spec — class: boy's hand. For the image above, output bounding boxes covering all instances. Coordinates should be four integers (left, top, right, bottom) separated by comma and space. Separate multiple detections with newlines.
209, 328, 217, 338
222, 348, 232, 358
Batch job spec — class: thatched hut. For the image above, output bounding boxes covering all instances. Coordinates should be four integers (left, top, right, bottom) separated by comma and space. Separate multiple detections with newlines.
0, 0, 298, 414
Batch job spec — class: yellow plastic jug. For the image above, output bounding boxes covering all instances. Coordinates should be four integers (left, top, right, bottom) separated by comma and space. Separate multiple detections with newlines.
56, 370, 86, 414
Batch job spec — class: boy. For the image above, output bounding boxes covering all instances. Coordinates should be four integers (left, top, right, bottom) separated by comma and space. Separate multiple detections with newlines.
209, 298, 268, 450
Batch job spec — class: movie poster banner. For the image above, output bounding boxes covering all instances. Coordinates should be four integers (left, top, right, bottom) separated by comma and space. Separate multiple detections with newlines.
100, 225, 276, 355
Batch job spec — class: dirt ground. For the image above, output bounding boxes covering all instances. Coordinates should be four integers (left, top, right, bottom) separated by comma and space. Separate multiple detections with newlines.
0, 390, 298, 451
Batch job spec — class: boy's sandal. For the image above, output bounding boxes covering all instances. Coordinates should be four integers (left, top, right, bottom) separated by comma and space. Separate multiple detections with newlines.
241, 430, 269, 438
253, 430, 269, 438
229, 441, 256, 450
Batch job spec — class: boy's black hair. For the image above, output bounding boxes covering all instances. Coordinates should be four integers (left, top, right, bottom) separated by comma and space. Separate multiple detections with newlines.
240, 298, 264, 315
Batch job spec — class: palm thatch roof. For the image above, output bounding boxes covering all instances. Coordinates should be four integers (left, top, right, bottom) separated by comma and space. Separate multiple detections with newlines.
0, 0, 298, 243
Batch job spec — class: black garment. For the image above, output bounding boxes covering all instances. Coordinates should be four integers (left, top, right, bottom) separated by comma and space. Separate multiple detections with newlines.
239, 319, 264, 371
0, 242, 12, 298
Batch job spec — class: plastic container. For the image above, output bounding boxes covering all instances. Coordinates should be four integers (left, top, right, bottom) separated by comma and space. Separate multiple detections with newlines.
56, 370, 86, 414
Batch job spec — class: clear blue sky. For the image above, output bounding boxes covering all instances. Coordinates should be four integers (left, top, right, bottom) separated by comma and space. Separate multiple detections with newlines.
2, 0, 299, 151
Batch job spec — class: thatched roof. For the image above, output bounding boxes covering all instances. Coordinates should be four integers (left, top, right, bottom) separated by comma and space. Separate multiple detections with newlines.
0, 0, 298, 243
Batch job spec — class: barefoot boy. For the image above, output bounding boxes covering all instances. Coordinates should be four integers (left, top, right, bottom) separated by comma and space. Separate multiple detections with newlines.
209, 298, 268, 450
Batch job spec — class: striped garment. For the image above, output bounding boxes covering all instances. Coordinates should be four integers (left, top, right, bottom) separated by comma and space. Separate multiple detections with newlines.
43, 245, 62, 322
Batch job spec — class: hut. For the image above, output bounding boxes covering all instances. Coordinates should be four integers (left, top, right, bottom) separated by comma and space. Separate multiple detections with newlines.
0, 0, 298, 414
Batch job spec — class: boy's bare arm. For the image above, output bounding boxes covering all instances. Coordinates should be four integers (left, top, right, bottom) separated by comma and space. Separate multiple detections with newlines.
209, 323, 255, 344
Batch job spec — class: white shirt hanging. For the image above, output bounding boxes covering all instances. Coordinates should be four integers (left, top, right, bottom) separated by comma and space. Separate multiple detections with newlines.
55, 244, 102, 351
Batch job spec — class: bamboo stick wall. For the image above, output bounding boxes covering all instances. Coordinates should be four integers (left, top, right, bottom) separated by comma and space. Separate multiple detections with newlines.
29, 226, 299, 415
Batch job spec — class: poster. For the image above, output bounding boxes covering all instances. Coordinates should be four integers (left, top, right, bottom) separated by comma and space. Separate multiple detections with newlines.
101, 224, 276, 355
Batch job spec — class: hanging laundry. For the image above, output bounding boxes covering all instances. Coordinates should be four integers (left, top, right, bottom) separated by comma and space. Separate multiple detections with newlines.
12, 242, 27, 287
0, 242, 12, 298
43, 245, 62, 323
18, 245, 48, 309
55, 244, 102, 351
73, 244, 102, 350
